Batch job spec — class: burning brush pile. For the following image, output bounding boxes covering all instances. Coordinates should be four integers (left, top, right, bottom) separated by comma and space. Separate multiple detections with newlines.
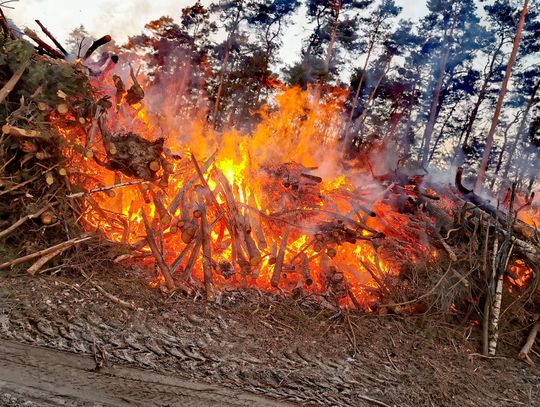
0, 26, 539, 358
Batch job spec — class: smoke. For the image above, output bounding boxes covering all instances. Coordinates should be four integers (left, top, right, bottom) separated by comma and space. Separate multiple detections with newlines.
6, 0, 200, 44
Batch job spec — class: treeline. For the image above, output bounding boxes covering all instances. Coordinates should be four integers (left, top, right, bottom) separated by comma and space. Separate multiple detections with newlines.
70, 0, 540, 193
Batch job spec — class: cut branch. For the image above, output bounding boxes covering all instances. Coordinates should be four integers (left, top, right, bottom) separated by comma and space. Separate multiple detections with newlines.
0, 236, 92, 270
196, 187, 215, 302
518, 321, 540, 365
0, 206, 51, 239
0, 60, 30, 105
271, 226, 290, 288
141, 211, 175, 291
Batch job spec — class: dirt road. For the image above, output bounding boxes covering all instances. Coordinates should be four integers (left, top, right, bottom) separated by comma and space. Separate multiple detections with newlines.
0, 339, 293, 407
1, 274, 539, 406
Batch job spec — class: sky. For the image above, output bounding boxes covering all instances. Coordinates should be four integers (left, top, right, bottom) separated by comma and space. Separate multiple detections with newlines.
7, 0, 428, 62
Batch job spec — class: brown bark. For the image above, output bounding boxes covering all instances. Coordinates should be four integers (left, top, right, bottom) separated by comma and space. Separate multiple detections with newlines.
518, 321, 540, 365
0, 206, 51, 239
196, 188, 215, 302
459, 36, 505, 151
0, 61, 30, 105
141, 211, 175, 291
271, 227, 291, 288
300, 252, 313, 286
0, 236, 91, 271
475, 0, 529, 193
490, 113, 522, 190
35, 20, 68, 56
343, 49, 374, 147
322, 1, 342, 80
212, 12, 241, 126
420, 12, 458, 167
501, 76, 540, 181
355, 54, 394, 137
24, 28, 65, 59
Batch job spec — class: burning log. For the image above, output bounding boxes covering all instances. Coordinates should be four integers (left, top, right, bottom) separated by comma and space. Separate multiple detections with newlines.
113, 75, 126, 106
455, 167, 538, 241
83, 35, 112, 60
152, 191, 172, 226
141, 211, 175, 291
66, 180, 145, 199
196, 187, 215, 302
182, 239, 201, 280
244, 230, 262, 266
320, 256, 348, 299
97, 121, 166, 181
300, 173, 323, 183
169, 151, 216, 215
212, 256, 235, 279
299, 252, 313, 286
268, 241, 277, 265
181, 219, 197, 244
126, 64, 145, 105
170, 238, 196, 274
314, 220, 362, 247
445, 196, 540, 269
247, 193, 267, 250
271, 226, 290, 288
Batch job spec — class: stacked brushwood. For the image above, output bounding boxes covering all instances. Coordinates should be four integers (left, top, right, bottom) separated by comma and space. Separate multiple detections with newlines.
379, 168, 540, 359
0, 37, 97, 273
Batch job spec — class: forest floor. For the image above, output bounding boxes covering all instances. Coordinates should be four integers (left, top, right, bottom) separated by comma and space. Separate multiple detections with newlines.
0, 267, 539, 407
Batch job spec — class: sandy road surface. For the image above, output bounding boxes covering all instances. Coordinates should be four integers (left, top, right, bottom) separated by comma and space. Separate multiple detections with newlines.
0, 339, 294, 407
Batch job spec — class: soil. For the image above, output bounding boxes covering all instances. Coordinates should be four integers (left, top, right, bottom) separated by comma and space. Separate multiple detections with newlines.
0, 267, 539, 407
0, 339, 291, 407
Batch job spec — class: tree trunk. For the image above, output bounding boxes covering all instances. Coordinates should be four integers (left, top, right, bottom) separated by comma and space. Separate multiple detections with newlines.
401, 80, 420, 160
489, 112, 521, 190
429, 98, 460, 161
212, 14, 241, 127
323, 1, 342, 79
420, 12, 458, 167
342, 38, 377, 151
355, 54, 394, 137
501, 76, 540, 180
474, 0, 529, 193
460, 36, 505, 151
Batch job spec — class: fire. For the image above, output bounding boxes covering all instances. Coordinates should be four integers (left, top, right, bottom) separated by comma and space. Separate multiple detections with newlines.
50, 64, 436, 309
508, 259, 533, 288
519, 206, 540, 230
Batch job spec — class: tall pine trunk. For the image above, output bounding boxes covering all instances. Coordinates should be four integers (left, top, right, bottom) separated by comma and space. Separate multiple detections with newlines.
490, 113, 521, 190
355, 54, 394, 137
420, 12, 458, 167
343, 42, 375, 148
459, 36, 505, 151
313, 1, 342, 107
501, 77, 540, 180
212, 13, 241, 127
474, 0, 529, 193
323, 1, 342, 78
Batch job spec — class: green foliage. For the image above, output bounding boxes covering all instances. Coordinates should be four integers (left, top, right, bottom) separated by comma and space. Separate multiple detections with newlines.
5, 39, 34, 70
